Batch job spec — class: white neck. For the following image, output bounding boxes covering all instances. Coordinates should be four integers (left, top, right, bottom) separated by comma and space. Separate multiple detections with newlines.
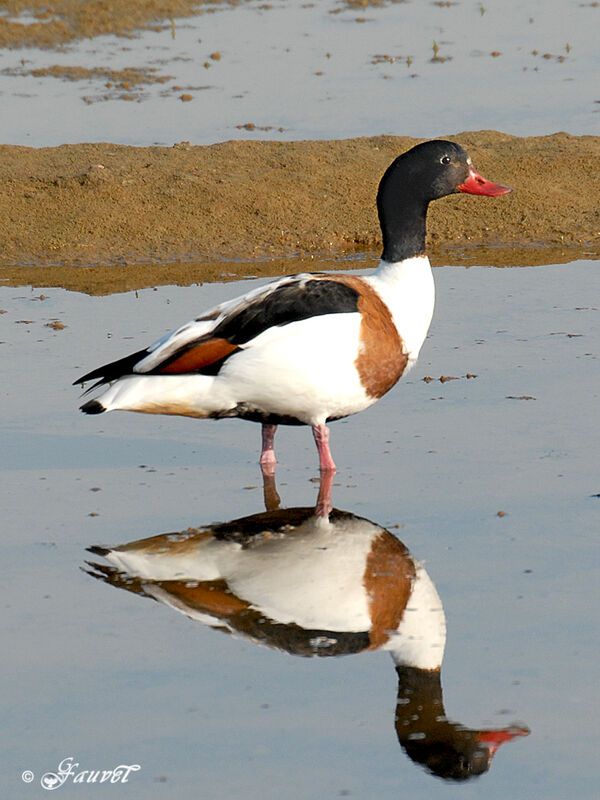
366, 255, 435, 363
382, 562, 447, 670
373, 254, 431, 282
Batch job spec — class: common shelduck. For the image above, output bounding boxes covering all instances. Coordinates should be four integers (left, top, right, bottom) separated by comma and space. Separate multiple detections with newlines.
86, 476, 528, 781
75, 140, 510, 472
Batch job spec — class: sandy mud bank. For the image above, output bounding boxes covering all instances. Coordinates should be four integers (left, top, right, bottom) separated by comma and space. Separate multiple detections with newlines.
1, 130, 598, 292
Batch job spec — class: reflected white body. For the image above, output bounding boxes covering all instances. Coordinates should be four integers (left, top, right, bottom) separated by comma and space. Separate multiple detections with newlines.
100, 508, 446, 670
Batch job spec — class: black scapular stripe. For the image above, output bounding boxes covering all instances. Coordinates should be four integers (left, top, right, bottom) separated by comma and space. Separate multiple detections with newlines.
210, 507, 360, 542
211, 278, 360, 345
74, 278, 360, 385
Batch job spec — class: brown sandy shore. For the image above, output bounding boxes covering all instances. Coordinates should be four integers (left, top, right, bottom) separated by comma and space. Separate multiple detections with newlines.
0, 0, 379, 49
1, 130, 599, 294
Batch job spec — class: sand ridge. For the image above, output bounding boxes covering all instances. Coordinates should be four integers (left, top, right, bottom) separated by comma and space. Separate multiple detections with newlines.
0, 130, 598, 292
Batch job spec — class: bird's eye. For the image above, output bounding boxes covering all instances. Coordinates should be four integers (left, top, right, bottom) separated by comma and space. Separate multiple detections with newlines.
440, 155, 451, 165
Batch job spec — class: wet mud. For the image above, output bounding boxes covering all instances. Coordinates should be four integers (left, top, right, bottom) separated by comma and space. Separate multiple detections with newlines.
0, 0, 243, 49
0, 131, 599, 292
2, 63, 175, 101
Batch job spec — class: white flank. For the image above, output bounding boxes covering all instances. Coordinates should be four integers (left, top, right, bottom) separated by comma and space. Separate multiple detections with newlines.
220, 515, 378, 631
218, 313, 368, 424
104, 514, 385, 632
94, 312, 371, 425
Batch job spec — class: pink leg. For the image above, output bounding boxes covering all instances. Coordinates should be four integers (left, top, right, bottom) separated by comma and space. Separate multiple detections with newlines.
312, 423, 336, 473
260, 423, 277, 475
315, 469, 335, 518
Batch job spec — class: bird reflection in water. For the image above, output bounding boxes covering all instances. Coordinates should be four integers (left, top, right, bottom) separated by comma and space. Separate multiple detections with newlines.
85, 472, 528, 782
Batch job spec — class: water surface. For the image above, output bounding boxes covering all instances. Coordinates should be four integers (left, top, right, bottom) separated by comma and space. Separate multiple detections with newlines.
0, 0, 598, 146
1, 260, 598, 797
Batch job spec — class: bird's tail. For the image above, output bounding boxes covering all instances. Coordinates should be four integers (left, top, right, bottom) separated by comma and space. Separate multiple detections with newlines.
80, 399, 106, 414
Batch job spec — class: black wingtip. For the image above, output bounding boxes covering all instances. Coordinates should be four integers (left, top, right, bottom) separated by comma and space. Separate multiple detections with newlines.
86, 545, 111, 556
80, 399, 105, 415
73, 347, 150, 388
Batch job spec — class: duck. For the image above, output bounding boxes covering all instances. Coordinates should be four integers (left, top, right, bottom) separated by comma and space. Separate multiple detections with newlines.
85, 474, 528, 782
75, 140, 510, 472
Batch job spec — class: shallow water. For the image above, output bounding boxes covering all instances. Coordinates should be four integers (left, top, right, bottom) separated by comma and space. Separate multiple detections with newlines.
0, 0, 598, 146
2, 260, 598, 797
